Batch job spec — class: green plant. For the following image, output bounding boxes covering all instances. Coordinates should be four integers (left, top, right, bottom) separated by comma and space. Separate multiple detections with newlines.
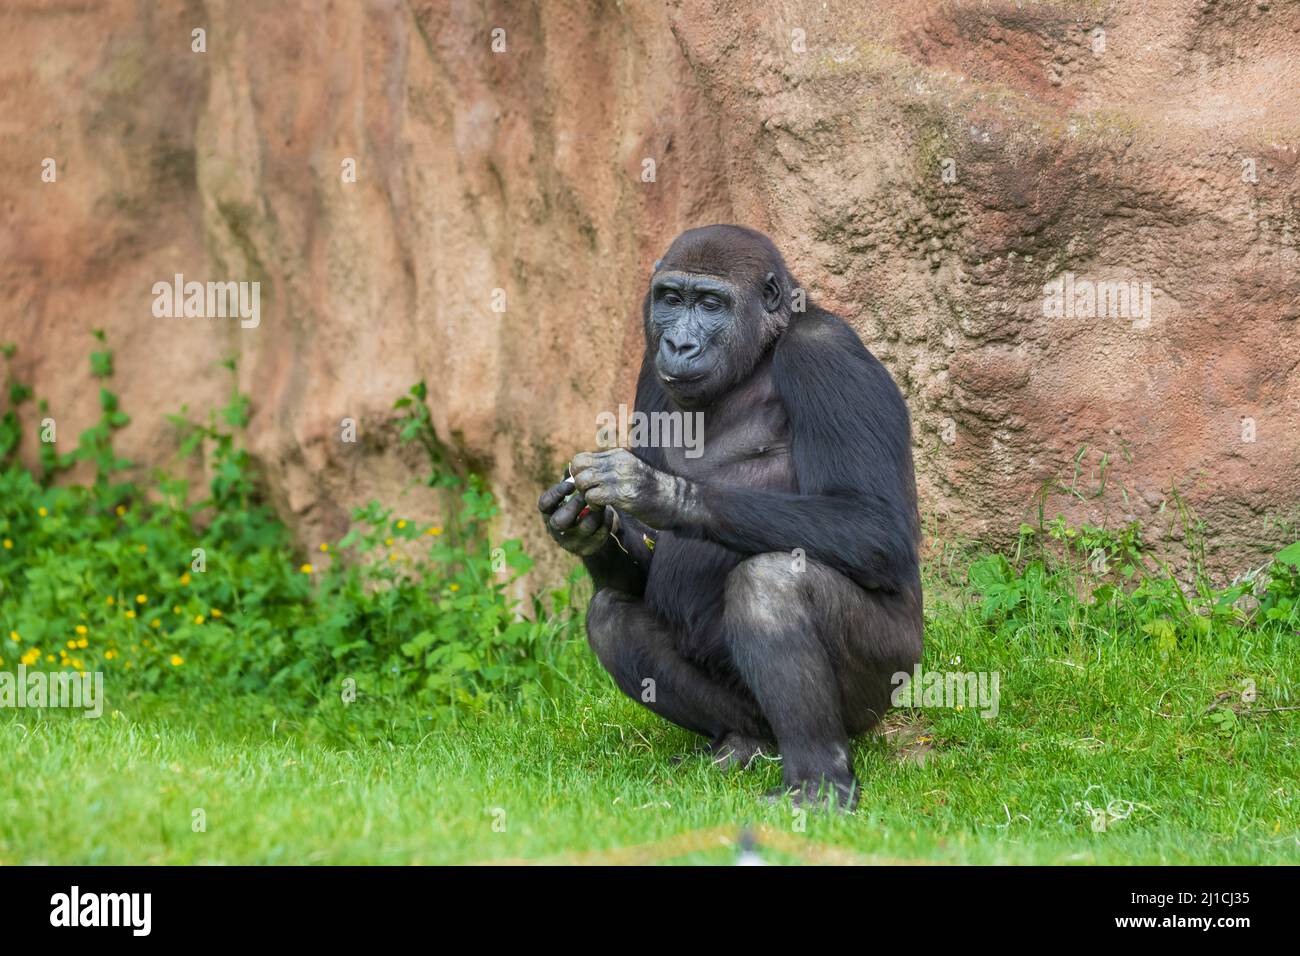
0, 339, 578, 722
962, 501, 1300, 653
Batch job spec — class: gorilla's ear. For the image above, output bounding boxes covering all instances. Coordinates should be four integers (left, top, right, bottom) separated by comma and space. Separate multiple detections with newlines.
653, 259, 663, 272
762, 272, 782, 313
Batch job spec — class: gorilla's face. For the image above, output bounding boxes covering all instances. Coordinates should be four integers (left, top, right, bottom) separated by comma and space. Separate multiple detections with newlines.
648, 271, 733, 407
648, 269, 785, 409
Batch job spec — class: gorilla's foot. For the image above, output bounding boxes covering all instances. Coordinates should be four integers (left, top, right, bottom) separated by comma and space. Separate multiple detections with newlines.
763, 776, 859, 813
710, 732, 774, 771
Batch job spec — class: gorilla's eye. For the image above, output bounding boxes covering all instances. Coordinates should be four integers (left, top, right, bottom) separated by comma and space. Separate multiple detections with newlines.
663, 292, 683, 306
699, 296, 723, 312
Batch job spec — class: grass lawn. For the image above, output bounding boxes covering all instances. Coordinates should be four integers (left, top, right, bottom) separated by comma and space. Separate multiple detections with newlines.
3, 609, 1297, 865
4, 342, 1297, 865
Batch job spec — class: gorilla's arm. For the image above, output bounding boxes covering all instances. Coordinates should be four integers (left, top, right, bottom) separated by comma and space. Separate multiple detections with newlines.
537, 484, 657, 595
541, 358, 667, 596
576, 509, 657, 594
574, 313, 919, 594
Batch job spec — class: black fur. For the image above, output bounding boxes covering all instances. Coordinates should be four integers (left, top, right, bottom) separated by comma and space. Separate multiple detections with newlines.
540, 225, 923, 808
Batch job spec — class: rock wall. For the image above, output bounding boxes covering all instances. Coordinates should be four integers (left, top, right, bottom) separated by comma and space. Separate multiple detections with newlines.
2, 0, 1298, 578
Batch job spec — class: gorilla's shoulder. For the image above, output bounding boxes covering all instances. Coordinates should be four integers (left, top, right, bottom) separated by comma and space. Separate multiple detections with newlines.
779, 308, 877, 366
775, 308, 906, 408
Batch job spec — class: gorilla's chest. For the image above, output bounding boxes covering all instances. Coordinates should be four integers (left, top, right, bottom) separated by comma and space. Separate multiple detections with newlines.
645, 365, 796, 648
658, 368, 797, 494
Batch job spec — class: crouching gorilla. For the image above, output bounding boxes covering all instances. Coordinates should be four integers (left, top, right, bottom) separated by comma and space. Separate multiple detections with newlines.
538, 225, 922, 809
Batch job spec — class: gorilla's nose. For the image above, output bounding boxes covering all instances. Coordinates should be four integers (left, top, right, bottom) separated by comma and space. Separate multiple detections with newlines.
662, 332, 702, 360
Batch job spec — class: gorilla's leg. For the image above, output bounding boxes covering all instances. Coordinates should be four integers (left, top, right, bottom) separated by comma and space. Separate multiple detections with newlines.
722, 553, 922, 809
586, 589, 772, 748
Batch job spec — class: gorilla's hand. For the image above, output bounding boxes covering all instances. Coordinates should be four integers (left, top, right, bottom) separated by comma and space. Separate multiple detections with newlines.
538, 479, 615, 557
571, 449, 682, 525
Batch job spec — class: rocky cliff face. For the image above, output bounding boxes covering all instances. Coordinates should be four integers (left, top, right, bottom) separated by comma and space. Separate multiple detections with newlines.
3, 0, 1298, 576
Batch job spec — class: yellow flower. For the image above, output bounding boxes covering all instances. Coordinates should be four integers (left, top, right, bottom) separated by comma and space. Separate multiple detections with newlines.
37, 506, 48, 517
150, 618, 161, 629
397, 520, 407, 529
426, 527, 442, 536
9, 631, 19, 642
388, 553, 397, 562
66, 640, 77, 649
105, 596, 115, 606
44, 654, 54, 663
449, 584, 460, 592
137, 544, 147, 553
21, 650, 39, 666
125, 610, 136, 619
115, 505, 126, 516
179, 572, 191, 585
172, 606, 181, 614
193, 615, 205, 625
105, 650, 117, 660
301, 563, 313, 574
2, 539, 11, 549
170, 655, 184, 667
76, 638, 88, 649
210, 608, 222, 618
75, 624, 88, 635
136, 594, 147, 604
319, 542, 329, 552
384, 537, 394, 546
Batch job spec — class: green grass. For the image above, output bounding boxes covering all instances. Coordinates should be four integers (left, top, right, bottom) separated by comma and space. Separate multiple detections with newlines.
2, 342, 1297, 864
3, 605, 1297, 865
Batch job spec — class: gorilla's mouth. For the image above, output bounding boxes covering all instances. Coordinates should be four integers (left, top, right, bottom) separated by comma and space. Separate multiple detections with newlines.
656, 355, 715, 387
660, 370, 705, 385
658, 368, 716, 409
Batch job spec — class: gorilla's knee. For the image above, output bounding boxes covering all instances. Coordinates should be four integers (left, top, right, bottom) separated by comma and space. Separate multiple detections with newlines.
586, 588, 629, 663
724, 552, 805, 633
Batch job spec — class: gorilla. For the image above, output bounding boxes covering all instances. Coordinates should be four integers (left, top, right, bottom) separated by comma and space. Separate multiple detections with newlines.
538, 224, 922, 808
